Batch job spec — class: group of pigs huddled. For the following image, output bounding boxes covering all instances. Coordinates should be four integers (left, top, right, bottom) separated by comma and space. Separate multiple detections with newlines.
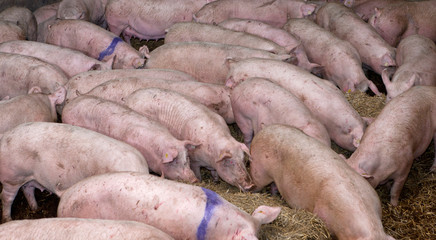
0, 0, 435, 239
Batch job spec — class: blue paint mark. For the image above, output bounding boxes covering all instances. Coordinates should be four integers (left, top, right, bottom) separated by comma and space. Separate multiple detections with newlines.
97, 37, 123, 61
196, 188, 222, 240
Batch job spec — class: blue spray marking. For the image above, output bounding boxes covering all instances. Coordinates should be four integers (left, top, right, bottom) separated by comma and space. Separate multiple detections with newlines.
97, 37, 123, 61
196, 188, 222, 240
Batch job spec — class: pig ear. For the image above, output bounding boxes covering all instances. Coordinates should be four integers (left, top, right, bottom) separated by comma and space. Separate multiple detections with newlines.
406, 73, 418, 89
89, 63, 102, 71
251, 205, 281, 225
163, 148, 178, 163
217, 150, 232, 163
381, 68, 394, 87
139, 45, 150, 59
240, 143, 250, 157
184, 140, 201, 152
352, 137, 361, 148
28, 86, 42, 94
49, 86, 67, 105
301, 4, 316, 17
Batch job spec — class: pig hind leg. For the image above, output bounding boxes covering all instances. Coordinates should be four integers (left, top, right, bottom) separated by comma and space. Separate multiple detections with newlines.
21, 180, 48, 210
0, 183, 21, 222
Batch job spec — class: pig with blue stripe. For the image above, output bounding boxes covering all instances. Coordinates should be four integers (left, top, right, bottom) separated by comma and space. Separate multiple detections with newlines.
58, 171, 281, 240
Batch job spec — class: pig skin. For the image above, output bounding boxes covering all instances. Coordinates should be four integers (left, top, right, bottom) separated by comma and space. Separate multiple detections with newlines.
0, 52, 68, 99
368, 0, 436, 47
33, 2, 60, 24
284, 18, 381, 95
226, 58, 367, 151
57, 0, 108, 27
62, 95, 198, 183
0, 7, 37, 41
382, 35, 436, 102
85, 77, 235, 124
218, 18, 318, 72
45, 19, 147, 69
0, 87, 66, 134
352, 0, 403, 21
0, 122, 149, 222
125, 88, 254, 191
0, 40, 112, 78
164, 22, 288, 55
250, 124, 395, 240
346, 86, 436, 206
145, 41, 291, 85
0, 218, 174, 240
193, 0, 318, 27
230, 78, 331, 147
0, 21, 25, 44
57, 172, 281, 240
315, 2, 396, 75
105, 0, 215, 42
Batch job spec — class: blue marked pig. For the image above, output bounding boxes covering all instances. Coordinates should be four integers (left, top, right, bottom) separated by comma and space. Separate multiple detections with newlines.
58, 172, 281, 240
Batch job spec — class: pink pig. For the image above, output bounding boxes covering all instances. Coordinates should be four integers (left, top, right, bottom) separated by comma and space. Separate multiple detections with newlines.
218, 18, 318, 72
250, 124, 394, 240
85, 77, 235, 124
382, 35, 436, 102
105, 0, 215, 42
315, 2, 396, 75
346, 86, 436, 206
62, 95, 198, 183
284, 18, 380, 95
0, 218, 174, 240
230, 77, 331, 147
0, 122, 149, 222
0, 21, 25, 44
193, 0, 317, 27
0, 7, 37, 41
0, 52, 68, 99
0, 40, 112, 78
0, 87, 65, 135
57, 172, 281, 240
45, 19, 148, 69
368, 0, 436, 47
125, 88, 254, 190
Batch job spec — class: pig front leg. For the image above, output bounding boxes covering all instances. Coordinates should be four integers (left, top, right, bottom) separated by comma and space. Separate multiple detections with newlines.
21, 181, 48, 211
389, 162, 413, 206
233, 113, 255, 148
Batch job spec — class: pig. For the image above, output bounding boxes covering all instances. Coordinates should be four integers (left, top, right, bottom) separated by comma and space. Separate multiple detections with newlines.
62, 95, 198, 183
315, 2, 396, 75
0, 87, 66, 134
45, 19, 148, 69
105, 0, 215, 42
226, 58, 367, 151
33, 2, 60, 24
0, 218, 174, 240
65, 68, 198, 104
193, 0, 318, 27
85, 77, 235, 123
230, 77, 331, 147
0, 7, 37, 41
352, 0, 403, 21
145, 41, 291, 85
283, 18, 381, 95
164, 22, 288, 55
382, 35, 436, 102
368, 1, 436, 47
250, 124, 394, 240
218, 18, 318, 72
0, 40, 112, 78
57, 172, 281, 240
0, 52, 68, 99
0, 21, 25, 44
346, 86, 436, 206
57, 0, 108, 27
125, 88, 254, 190
0, 122, 149, 222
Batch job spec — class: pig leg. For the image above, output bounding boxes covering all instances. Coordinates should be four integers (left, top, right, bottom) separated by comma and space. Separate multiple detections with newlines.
233, 113, 254, 148
431, 137, 436, 172
21, 181, 48, 211
389, 163, 412, 206
1, 184, 20, 222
